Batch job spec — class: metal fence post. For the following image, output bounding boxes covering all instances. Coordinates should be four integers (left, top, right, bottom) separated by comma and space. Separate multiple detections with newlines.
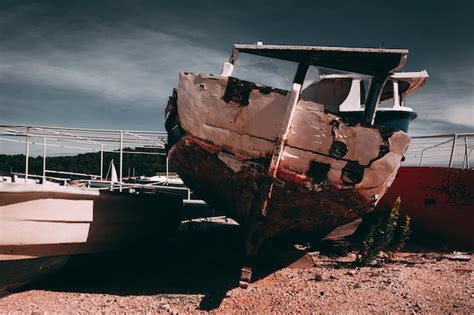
42, 137, 47, 183
25, 127, 30, 183
119, 131, 123, 192
463, 135, 469, 169
100, 144, 104, 180
448, 134, 457, 168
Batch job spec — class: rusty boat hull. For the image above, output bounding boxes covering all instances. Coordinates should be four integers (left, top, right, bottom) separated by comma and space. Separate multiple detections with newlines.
166, 71, 410, 258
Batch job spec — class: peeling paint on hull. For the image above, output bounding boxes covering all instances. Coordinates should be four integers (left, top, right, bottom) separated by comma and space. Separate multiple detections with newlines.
166, 72, 410, 258
170, 135, 385, 256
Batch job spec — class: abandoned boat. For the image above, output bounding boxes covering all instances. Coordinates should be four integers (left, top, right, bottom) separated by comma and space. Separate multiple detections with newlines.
165, 44, 419, 283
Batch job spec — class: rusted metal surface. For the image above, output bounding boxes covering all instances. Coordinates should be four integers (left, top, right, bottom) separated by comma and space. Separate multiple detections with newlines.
166, 45, 413, 282
168, 132, 407, 256
222, 77, 288, 107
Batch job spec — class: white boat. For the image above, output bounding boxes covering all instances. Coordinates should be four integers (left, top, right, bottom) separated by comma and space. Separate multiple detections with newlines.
0, 126, 183, 291
0, 182, 182, 260
135, 174, 185, 187
0, 181, 182, 290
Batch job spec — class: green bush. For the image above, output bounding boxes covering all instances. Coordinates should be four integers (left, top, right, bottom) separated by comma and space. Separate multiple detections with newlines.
356, 197, 411, 266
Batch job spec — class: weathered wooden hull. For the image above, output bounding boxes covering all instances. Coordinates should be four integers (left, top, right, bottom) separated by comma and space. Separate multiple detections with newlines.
166, 72, 410, 257
376, 166, 474, 248
0, 183, 183, 261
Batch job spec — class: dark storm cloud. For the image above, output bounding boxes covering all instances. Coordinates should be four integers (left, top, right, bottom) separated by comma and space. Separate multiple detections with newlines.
0, 0, 472, 134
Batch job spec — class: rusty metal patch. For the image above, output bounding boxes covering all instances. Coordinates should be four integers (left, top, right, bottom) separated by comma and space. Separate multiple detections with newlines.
222, 77, 289, 106
329, 141, 348, 159
378, 125, 394, 141
378, 142, 390, 158
368, 126, 394, 165
223, 77, 254, 106
308, 160, 331, 183
258, 86, 289, 96
258, 86, 273, 95
330, 119, 340, 128
341, 161, 364, 185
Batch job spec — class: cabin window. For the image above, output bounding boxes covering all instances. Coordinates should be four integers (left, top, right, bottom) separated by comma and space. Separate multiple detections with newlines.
232, 53, 298, 91
300, 67, 370, 112
302, 65, 320, 90
313, 78, 352, 112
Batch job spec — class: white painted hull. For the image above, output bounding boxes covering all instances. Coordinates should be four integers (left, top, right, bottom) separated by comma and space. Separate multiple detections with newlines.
0, 183, 182, 261
166, 72, 410, 257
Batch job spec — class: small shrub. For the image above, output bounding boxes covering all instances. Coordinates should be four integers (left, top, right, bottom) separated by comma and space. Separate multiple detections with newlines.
393, 212, 411, 252
356, 197, 411, 266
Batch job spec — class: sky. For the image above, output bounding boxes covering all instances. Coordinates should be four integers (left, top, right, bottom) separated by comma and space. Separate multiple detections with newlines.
0, 0, 473, 140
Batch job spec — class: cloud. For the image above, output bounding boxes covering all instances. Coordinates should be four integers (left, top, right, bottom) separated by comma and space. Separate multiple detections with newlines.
0, 23, 230, 131
0, 0, 472, 137
407, 64, 474, 135
0, 29, 226, 104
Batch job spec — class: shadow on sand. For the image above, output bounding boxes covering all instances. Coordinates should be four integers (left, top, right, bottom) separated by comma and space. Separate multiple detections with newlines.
17, 223, 308, 311
12, 215, 461, 310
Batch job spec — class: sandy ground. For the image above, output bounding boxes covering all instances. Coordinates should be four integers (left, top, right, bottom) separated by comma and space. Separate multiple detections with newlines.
0, 221, 472, 313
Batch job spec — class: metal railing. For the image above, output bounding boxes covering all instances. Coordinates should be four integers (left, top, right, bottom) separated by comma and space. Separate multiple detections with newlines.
0, 125, 169, 192
404, 133, 473, 169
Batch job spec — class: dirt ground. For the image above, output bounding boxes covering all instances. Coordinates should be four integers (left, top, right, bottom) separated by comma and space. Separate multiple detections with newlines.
0, 220, 472, 313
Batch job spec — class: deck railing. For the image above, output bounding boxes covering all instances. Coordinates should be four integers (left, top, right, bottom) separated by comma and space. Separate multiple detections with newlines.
404, 133, 473, 169
0, 125, 169, 191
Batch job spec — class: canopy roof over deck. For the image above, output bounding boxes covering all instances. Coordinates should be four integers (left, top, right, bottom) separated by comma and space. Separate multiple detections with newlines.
381, 70, 429, 100
230, 44, 409, 76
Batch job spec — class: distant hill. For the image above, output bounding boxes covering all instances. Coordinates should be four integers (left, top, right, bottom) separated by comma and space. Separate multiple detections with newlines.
0, 148, 168, 178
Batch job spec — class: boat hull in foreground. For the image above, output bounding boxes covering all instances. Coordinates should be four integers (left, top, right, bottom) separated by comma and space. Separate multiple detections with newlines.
0, 182, 183, 291
0, 183, 183, 260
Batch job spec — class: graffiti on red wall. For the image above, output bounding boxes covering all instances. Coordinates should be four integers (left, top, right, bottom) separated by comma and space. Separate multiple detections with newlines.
417, 177, 472, 207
